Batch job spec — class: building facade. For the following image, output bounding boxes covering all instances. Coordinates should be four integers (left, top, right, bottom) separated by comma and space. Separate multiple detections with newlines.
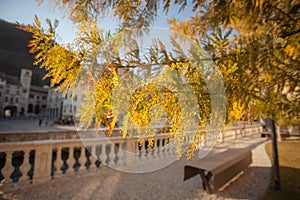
61, 90, 83, 124
27, 85, 48, 117
0, 69, 63, 119
0, 68, 88, 124
0, 72, 22, 118
46, 88, 63, 120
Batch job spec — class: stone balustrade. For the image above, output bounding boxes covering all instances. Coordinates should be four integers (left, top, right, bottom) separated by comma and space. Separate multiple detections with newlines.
0, 123, 262, 191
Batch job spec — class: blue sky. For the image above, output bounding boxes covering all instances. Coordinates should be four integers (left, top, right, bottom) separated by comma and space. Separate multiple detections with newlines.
0, 0, 194, 44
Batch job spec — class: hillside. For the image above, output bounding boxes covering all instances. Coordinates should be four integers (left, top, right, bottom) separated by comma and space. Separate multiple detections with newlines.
0, 19, 50, 86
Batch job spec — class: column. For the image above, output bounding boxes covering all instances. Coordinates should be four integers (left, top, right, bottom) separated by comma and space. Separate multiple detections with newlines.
66, 147, 76, 177
33, 145, 52, 185
78, 146, 86, 175
117, 142, 125, 166
18, 150, 31, 186
1, 151, 13, 190
139, 141, 147, 160
108, 144, 116, 166
99, 145, 107, 168
124, 138, 136, 165
89, 145, 97, 172
156, 139, 161, 158
53, 147, 63, 179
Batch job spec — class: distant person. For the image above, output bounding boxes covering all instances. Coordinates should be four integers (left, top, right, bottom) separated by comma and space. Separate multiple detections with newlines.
45, 120, 48, 126
39, 118, 43, 126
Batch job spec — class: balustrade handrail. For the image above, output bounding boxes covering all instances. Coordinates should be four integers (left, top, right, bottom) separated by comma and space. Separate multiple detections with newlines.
0, 124, 262, 191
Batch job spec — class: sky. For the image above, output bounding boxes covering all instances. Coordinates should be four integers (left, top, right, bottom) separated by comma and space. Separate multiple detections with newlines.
0, 0, 194, 44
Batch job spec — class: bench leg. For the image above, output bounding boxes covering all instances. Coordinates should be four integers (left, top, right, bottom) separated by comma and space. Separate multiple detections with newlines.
199, 170, 214, 194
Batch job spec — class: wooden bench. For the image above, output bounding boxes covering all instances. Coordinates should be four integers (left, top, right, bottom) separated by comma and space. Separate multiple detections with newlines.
184, 148, 252, 194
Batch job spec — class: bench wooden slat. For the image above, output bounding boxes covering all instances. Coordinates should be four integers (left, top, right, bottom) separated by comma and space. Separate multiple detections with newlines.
213, 151, 252, 189
184, 148, 252, 193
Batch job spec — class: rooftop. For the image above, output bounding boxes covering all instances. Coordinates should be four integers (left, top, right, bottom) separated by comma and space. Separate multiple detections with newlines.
30, 85, 48, 93
6, 74, 21, 86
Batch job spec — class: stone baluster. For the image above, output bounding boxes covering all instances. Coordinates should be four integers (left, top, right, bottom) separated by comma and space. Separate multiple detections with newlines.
234, 129, 238, 139
18, 149, 31, 186
156, 139, 161, 158
89, 145, 97, 172
164, 137, 170, 155
159, 139, 163, 157
121, 142, 127, 165
183, 134, 187, 144
108, 144, 116, 166
190, 135, 194, 143
151, 139, 158, 158
140, 141, 147, 160
185, 135, 189, 144
161, 139, 166, 156
99, 145, 107, 168
116, 143, 125, 166
66, 147, 76, 177
1, 151, 13, 190
167, 139, 173, 156
78, 146, 87, 175
146, 140, 150, 158
54, 147, 63, 179
219, 131, 224, 143
148, 141, 155, 159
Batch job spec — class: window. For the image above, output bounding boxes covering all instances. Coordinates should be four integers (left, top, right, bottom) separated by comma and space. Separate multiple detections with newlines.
0, 92, 1, 97
0, 85, 3, 89
42, 96, 46, 100
6, 89, 9, 94
15, 97, 19, 103
29, 94, 34, 98
26, 71, 30, 75
34, 105, 40, 114
28, 104, 33, 113
4, 96, 8, 102
10, 97, 13, 103
36, 96, 40, 100
23, 89, 27, 93
16, 90, 19, 95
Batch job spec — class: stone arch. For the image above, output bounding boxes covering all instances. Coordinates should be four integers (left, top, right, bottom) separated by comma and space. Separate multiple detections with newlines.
3, 105, 17, 118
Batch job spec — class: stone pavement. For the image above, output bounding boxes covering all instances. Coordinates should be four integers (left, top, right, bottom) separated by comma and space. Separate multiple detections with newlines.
0, 134, 272, 200
0, 119, 76, 133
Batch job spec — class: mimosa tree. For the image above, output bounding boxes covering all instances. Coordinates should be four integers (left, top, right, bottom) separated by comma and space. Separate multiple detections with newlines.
18, 0, 299, 158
